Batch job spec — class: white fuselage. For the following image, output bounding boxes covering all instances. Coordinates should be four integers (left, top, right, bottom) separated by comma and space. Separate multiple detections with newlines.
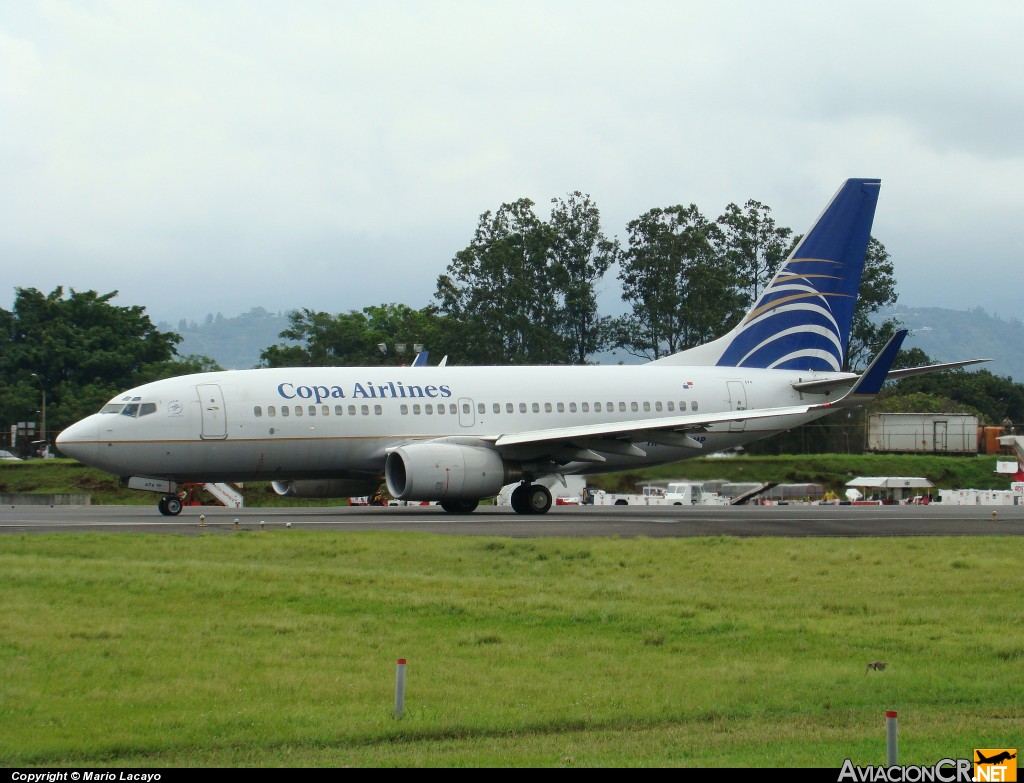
56, 363, 840, 483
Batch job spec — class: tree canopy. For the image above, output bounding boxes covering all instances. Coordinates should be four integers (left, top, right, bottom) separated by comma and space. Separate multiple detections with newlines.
0, 287, 216, 449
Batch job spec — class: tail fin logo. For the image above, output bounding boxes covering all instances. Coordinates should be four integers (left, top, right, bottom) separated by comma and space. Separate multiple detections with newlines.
714, 178, 880, 372
717, 258, 849, 371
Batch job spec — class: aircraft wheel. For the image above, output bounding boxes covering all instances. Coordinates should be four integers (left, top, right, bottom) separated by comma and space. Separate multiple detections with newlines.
614, 499, 628, 506
157, 497, 170, 516
440, 499, 479, 513
510, 484, 529, 514
525, 484, 552, 515
164, 495, 183, 516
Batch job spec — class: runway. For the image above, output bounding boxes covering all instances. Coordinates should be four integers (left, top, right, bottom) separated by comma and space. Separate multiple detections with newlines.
2, 502, 1023, 537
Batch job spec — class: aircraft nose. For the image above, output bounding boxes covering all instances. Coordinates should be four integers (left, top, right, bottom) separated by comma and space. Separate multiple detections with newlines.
55, 417, 99, 464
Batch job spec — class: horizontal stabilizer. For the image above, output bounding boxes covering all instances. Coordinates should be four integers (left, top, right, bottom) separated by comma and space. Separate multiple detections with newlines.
885, 357, 991, 381
841, 329, 908, 399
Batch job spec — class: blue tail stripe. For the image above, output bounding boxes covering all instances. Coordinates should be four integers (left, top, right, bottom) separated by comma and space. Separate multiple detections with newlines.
716, 178, 880, 369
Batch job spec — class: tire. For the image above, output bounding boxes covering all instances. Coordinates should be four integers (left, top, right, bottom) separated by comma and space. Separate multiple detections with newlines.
510, 484, 529, 514
164, 496, 183, 516
614, 499, 628, 506
157, 497, 170, 516
526, 484, 552, 515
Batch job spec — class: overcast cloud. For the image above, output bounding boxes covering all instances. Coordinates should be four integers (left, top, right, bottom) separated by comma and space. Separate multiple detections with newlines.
2, 1, 1023, 329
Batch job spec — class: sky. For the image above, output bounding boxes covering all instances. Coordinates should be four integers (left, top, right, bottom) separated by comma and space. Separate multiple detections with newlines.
2, 1, 1023, 329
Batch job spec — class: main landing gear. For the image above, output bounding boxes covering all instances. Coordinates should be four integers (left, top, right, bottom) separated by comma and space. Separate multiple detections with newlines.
157, 494, 183, 516
510, 482, 552, 515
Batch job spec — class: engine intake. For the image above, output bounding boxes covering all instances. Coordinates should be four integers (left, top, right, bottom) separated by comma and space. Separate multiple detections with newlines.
385, 443, 510, 501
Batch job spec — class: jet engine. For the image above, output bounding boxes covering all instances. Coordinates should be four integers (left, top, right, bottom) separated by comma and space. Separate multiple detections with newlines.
385, 443, 511, 501
271, 479, 381, 498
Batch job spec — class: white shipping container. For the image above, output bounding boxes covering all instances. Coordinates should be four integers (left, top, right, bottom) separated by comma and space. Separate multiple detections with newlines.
867, 413, 978, 455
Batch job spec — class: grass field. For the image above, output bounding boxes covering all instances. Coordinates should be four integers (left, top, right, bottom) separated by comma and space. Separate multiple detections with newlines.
1, 531, 1021, 767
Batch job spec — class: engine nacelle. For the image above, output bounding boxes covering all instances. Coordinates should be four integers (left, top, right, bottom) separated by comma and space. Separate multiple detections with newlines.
271, 479, 381, 498
385, 443, 510, 501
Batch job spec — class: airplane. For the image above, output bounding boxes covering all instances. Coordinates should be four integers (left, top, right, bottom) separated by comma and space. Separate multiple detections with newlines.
56, 178, 989, 516
976, 751, 1016, 765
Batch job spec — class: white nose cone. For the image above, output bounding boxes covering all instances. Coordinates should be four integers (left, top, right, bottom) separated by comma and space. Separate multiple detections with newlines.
55, 416, 99, 465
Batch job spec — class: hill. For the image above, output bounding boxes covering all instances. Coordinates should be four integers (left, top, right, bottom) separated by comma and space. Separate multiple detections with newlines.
883, 305, 1023, 381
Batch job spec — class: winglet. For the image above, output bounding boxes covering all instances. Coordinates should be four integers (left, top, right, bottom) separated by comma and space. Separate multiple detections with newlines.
846, 329, 909, 398
411, 351, 429, 367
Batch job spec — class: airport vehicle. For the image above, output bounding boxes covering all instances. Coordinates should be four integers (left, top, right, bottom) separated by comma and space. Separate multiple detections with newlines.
590, 482, 720, 506
55, 178, 987, 516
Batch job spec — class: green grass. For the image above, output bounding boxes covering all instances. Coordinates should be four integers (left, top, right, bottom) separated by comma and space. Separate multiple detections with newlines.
1, 532, 1021, 767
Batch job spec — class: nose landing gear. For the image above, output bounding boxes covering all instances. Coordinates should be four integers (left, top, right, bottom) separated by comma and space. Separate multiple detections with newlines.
158, 494, 183, 516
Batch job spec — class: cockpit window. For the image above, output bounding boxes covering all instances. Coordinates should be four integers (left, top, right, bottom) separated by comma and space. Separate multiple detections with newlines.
139, 402, 157, 417
119, 397, 143, 418
100, 404, 125, 414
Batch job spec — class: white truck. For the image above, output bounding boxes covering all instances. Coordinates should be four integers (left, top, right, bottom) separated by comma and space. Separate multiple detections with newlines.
590, 482, 723, 506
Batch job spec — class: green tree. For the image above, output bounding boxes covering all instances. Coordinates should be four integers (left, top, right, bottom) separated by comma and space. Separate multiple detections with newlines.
612, 204, 744, 360
548, 192, 619, 364
259, 304, 453, 367
435, 199, 567, 364
0, 287, 216, 446
717, 199, 792, 306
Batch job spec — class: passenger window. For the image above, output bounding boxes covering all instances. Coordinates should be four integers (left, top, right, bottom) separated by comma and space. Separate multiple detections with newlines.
426, 404, 434, 414
643, 402, 651, 412
506, 402, 513, 413
413, 404, 421, 414
295, 406, 303, 416
655, 401, 663, 412
268, 406, 276, 417
335, 405, 344, 416
401, 404, 409, 415
569, 402, 577, 413
254, 406, 263, 417
631, 402, 639, 412
532, 402, 540, 413
667, 401, 675, 412
544, 402, 552, 413
374, 405, 382, 415
691, 401, 698, 411
348, 405, 356, 416
478, 403, 485, 414
557, 402, 565, 413
594, 402, 601, 413
360, 405, 369, 416
519, 402, 527, 413
281, 406, 290, 417
581, 402, 589, 413
493, 403, 500, 414
619, 402, 626, 412
308, 405, 316, 416
322, 405, 329, 416
451, 404, 458, 414
437, 404, 445, 415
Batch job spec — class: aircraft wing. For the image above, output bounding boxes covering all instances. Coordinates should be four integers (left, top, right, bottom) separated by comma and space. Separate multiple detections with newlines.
486, 402, 830, 462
